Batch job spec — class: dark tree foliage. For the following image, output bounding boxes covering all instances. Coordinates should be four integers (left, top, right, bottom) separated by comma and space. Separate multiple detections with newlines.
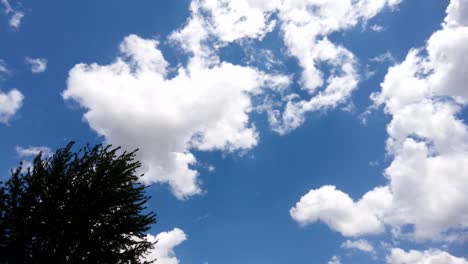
0, 142, 156, 263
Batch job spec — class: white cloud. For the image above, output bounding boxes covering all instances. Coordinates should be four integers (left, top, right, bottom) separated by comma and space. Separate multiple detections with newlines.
25, 57, 48, 73
197, 0, 277, 43
268, 38, 359, 134
142, 228, 187, 264
328, 255, 342, 264
64, 34, 289, 199
0, 0, 12, 13
63, 0, 403, 199
243, 48, 283, 71
372, 0, 468, 241
0, 59, 9, 75
169, 0, 277, 61
445, 0, 468, 27
370, 52, 396, 64
171, 0, 402, 134
426, 27, 468, 104
0, 89, 24, 124
290, 185, 392, 237
15, 146, 52, 158
268, 0, 402, 133
1, 0, 24, 30
291, 0, 468, 242
341, 239, 374, 253
370, 24, 384, 32
169, 1, 212, 60
8, 11, 23, 29
387, 248, 468, 264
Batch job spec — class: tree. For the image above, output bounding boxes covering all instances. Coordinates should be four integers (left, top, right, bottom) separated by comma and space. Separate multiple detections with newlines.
0, 142, 156, 263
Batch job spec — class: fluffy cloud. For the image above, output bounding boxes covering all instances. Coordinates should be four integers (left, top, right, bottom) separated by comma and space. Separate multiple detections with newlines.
290, 185, 392, 237
196, 0, 277, 43
64, 0, 401, 199
63, 0, 397, 199
25, 57, 48, 73
142, 228, 187, 264
64, 34, 289, 199
291, 0, 468, 242
387, 248, 468, 264
171, 0, 402, 134
268, 0, 402, 133
0, 89, 24, 124
371, 0, 468, 241
341, 239, 374, 253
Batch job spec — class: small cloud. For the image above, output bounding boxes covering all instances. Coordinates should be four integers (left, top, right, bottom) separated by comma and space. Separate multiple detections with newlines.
15, 146, 52, 158
341, 102, 356, 113
341, 239, 375, 253
1, 0, 25, 30
25, 57, 48, 73
8, 11, 24, 30
370, 24, 384, 32
387, 248, 468, 264
194, 213, 210, 222
328, 255, 341, 264
0, 59, 9, 75
207, 164, 215, 172
142, 228, 187, 264
370, 51, 396, 64
243, 47, 283, 71
14, 146, 52, 172
358, 107, 376, 126
0, 89, 24, 124
363, 64, 377, 80
0, 0, 13, 13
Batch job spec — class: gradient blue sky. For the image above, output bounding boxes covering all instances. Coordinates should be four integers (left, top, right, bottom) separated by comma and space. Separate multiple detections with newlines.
1, 0, 468, 263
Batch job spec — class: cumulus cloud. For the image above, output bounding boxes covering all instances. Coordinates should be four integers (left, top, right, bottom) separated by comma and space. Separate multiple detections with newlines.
142, 228, 187, 264
64, 0, 401, 198
25, 57, 48, 73
291, 0, 468, 242
0, 89, 24, 124
371, 0, 468, 241
170, 0, 402, 134
64, 34, 289, 199
341, 239, 374, 253
290, 185, 392, 237
267, 0, 402, 133
386, 248, 468, 264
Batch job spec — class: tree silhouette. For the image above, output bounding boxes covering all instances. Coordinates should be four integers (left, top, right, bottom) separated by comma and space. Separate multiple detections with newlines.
0, 142, 156, 263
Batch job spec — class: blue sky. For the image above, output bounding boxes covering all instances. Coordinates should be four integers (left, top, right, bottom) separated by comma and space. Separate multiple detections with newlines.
1, 0, 468, 263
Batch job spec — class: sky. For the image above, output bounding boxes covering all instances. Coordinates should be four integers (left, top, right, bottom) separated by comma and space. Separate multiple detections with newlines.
1, 0, 468, 263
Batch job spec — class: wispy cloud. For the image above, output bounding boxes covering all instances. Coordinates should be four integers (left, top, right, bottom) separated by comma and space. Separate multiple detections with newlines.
25, 57, 48, 73
15, 146, 52, 158
1, 0, 25, 30
370, 51, 396, 64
